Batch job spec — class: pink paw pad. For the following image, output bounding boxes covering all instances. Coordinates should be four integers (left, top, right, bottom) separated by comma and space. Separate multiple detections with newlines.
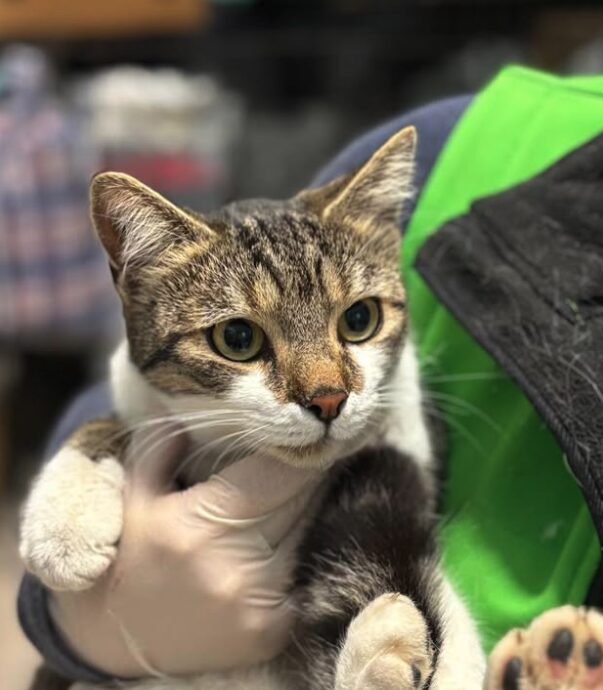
487, 607, 603, 690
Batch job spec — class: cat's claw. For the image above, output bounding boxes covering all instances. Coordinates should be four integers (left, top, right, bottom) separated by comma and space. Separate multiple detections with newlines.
19, 449, 124, 591
487, 606, 603, 690
335, 592, 433, 690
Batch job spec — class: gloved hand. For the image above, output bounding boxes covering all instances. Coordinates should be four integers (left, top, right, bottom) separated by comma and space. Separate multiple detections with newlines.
49, 425, 321, 678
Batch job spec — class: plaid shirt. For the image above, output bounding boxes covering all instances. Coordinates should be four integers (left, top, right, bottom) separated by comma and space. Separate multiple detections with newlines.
0, 48, 118, 343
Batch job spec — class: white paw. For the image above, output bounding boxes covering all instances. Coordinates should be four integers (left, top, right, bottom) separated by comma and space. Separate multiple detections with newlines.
336, 593, 433, 690
19, 448, 124, 591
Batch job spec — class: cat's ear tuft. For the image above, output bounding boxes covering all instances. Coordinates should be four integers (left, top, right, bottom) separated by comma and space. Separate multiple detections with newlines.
90, 172, 214, 272
306, 125, 417, 231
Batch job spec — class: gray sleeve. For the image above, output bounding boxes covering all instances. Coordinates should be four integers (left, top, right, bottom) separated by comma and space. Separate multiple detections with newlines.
17, 383, 124, 684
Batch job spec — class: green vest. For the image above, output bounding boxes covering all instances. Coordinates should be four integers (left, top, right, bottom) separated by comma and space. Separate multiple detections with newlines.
404, 66, 603, 651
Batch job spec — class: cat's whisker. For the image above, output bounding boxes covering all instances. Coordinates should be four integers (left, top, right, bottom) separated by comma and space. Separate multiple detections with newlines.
135, 418, 242, 458
171, 427, 235, 478
373, 393, 417, 405
127, 410, 244, 431
375, 386, 501, 434
426, 391, 501, 432
209, 424, 272, 475
197, 426, 271, 479
245, 433, 272, 457
92, 409, 246, 456
135, 418, 244, 468
125, 410, 244, 440
430, 406, 485, 455
167, 422, 251, 476
423, 371, 504, 383
170, 423, 270, 484
373, 391, 488, 453
218, 434, 267, 471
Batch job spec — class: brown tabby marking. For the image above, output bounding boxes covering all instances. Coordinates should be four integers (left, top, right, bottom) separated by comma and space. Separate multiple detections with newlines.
69, 416, 126, 460
102, 199, 405, 404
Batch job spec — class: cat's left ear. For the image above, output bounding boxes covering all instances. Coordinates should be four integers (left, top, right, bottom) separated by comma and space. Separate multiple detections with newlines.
300, 125, 416, 231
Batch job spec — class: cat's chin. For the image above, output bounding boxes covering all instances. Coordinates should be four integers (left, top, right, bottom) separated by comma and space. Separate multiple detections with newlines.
266, 432, 368, 470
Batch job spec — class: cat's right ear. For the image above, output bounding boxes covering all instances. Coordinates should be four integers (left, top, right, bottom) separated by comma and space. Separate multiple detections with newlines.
90, 172, 215, 276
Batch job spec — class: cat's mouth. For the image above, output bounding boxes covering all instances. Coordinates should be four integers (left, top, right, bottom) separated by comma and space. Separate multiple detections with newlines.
270, 416, 378, 466
270, 435, 335, 465
275, 438, 328, 453
273, 423, 334, 455
269, 427, 362, 468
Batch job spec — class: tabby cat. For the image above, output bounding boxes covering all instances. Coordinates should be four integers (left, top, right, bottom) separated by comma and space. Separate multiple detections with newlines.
19, 126, 486, 690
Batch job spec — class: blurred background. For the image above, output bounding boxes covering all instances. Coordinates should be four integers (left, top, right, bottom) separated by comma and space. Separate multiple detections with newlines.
2, 1, 603, 687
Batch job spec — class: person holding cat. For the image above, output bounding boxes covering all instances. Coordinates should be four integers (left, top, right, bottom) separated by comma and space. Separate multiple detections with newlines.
19, 95, 467, 690
19, 65, 603, 690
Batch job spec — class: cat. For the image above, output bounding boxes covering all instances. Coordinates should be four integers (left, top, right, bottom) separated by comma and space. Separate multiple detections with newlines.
19, 126, 486, 690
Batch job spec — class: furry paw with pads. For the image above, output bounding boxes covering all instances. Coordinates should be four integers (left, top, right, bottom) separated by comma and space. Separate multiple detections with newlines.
335, 592, 433, 690
19, 448, 124, 591
487, 605, 603, 690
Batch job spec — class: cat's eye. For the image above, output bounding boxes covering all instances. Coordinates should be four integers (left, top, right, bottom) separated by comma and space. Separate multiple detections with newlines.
211, 319, 265, 361
338, 299, 381, 343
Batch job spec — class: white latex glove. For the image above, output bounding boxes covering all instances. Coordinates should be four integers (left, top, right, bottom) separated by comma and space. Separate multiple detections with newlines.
50, 426, 321, 678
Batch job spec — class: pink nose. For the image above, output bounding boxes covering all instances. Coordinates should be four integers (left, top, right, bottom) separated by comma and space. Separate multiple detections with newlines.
307, 391, 348, 422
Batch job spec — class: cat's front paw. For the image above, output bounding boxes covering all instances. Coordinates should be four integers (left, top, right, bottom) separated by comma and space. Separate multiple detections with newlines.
20, 448, 124, 591
335, 593, 433, 690
487, 606, 603, 690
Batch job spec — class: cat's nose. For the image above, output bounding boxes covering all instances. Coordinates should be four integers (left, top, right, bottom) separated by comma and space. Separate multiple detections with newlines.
306, 391, 348, 422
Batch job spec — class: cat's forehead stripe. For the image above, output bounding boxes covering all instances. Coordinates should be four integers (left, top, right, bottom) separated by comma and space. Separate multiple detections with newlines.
125, 199, 406, 399
155, 220, 401, 343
